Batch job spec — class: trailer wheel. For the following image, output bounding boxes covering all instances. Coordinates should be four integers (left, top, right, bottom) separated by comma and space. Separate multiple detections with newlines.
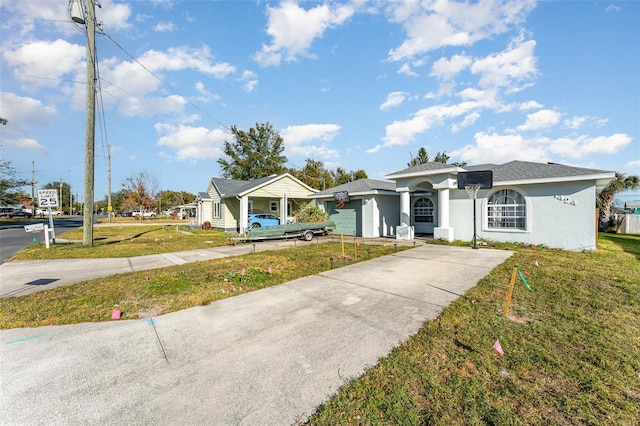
302, 231, 314, 241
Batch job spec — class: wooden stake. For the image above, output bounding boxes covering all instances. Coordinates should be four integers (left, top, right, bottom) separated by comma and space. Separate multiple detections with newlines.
503, 267, 518, 316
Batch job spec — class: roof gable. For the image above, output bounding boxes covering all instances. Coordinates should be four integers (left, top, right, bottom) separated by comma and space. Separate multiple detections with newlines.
210, 173, 317, 197
311, 178, 397, 197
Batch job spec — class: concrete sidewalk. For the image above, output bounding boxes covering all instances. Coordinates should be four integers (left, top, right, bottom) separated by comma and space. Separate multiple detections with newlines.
0, 239, 326, 298
0, 244, 512, 425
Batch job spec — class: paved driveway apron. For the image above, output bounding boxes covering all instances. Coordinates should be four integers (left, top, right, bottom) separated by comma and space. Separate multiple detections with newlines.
0, 245, 512, 425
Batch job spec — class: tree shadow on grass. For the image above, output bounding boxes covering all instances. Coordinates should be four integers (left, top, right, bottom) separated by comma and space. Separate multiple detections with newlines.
600, 233, 640, 261
98, 227, 167, 246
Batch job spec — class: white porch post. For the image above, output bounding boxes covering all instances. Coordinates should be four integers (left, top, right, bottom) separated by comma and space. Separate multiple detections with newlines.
396, 189, 414, 240
239, 195, 249, 233
400, 190, 410, 227
434, 188, 454, 241
280, 194, 287, 224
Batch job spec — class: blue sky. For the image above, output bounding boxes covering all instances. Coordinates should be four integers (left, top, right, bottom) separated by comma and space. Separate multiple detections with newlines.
1, 0, 638, 204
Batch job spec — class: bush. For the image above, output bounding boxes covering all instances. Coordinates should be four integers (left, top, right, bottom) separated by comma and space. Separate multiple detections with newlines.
294, 202, 329, 223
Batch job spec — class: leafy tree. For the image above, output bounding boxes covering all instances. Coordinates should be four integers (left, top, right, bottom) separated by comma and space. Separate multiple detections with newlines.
157, 190, 196, 212
0, 160, 29, 205
408, 147, 467, 167
217, 122, 288, 180
597, 172, 639, 231
330, 167, 368, 186
289, 159, 334, 190
352, 169, 368, 180
407, 147, 429, 167
42, 181, 74, 213
121, 170, 159, 218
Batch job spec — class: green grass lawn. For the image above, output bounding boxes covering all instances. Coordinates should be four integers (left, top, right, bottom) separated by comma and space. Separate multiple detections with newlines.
307, 233, 640, 425
9, 225, 232, 260
0, 242, 405, 328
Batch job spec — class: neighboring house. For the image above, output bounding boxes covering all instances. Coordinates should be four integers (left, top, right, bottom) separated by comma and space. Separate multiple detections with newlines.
308, 179, 399, 238
385, 160, 615, 251
198, 173, 317, 233
625, 200, 640, 214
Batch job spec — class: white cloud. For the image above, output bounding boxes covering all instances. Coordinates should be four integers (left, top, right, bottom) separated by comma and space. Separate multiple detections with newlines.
154, 123, 229, 161
380, 92, 408, 111
280, 124, 341, 159
451, 132, 550, 164
625, 159, 640, 169
370, 96, 501, 153
387, 0, 536, 61
154, 21, 178, 32
6, 138, 49, 153
0, 92, 56, 153
239, 70, 259, 93
193, 81, 219, 103
548, 133, 632, 158
470, 36, 538, 90
397, 63, 418, 76
3, 39, 85, 88
119, 94, 186, 117
516, 109, 561, 131
431, 54, 472, 80
253, 1, 356, 67
450, 131, 632, 165
519, 100, 543, 110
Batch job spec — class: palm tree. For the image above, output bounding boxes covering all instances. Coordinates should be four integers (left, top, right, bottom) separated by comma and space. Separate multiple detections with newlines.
598, 172, 639, 231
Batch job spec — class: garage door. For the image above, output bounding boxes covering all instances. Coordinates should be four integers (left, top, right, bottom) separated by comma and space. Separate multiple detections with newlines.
326, 200, 362, 237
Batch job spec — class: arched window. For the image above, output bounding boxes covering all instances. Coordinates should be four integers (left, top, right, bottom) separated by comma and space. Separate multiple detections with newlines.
413, 198, 434, 223
487, 189, 526, 230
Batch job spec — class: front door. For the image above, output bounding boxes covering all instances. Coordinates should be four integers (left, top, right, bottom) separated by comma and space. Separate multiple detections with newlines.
412, 197, 436, 234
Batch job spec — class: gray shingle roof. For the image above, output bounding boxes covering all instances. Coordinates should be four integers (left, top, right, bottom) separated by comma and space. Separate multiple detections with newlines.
387, 161, 457, 177
211, 175, 277, 196
311, 179, 397, 197
467, 161, 612, 182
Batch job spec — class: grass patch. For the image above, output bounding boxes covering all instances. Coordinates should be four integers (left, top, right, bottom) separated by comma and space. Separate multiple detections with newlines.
9, 225, 231, 260
307, 233, 640, 425
0, 242, 405, 328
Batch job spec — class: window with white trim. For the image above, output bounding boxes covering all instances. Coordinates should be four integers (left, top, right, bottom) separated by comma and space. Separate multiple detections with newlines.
487, 189, 526, 230
213, 201, 221, 219
413, 198, 434, 223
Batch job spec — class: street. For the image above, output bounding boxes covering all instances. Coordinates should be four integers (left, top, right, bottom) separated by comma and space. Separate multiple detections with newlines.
0, 216, 84, 264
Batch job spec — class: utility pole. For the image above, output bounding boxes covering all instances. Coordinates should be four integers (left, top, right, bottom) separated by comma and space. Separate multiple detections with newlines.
107, 144, 112, 222
31, 161, 35, 212
60, 178, 63, 214
79, 0, 96, 246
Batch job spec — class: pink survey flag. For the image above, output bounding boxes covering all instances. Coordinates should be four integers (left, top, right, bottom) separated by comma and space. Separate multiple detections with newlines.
493, 340, 504, 355
534, 259, 539, 267
111, 310, 121, 320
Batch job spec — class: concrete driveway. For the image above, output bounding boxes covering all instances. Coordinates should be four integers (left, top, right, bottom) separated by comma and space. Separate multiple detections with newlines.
0, 244, 512, 425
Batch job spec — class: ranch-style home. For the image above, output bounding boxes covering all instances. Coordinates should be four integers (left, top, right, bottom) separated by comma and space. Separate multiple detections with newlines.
197, 160, 614, 251
195, 173, 317, 233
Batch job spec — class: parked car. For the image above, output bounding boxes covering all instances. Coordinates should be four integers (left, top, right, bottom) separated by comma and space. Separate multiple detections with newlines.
132, 211, 156, 218
120, 211, 133, 217
9, 211, 33, 218
247, 213, 282, 228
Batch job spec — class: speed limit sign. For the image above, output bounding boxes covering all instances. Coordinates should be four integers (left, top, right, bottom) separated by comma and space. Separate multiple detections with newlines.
38, 189, 59, 208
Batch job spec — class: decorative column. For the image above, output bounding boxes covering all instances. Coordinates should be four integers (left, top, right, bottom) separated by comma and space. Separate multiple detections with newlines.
434, 188, 454, 241
396, 189, 413, 240
400, 190, 410, 226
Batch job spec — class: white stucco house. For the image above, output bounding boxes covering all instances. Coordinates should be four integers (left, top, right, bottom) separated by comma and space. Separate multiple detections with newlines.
308, 161, 614, 251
